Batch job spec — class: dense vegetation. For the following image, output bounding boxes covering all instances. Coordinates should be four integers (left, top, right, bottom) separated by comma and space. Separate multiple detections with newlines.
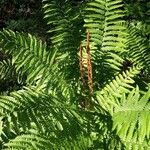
0, 0, 150, 149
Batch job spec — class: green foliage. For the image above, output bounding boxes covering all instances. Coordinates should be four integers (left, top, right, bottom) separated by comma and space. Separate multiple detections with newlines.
0, 0, 150, 149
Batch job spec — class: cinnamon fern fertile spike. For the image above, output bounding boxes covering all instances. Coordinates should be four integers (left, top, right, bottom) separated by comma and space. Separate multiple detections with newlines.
79, 43, 85, 86
79, 31, 93, 95
86, 31, 93, 95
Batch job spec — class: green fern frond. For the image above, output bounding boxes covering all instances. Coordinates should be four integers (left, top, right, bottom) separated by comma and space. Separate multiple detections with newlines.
84, 0, 126, 52
0, 86, 88, 148
4, 133, 52, 150
4, 130, 94, 150
112, 86, 150, 149
43, 0, 83, 49
0, 30, 53, 83
42, 0, 85, 85
127, 26, 150, 68
83, 0, 129, 88
96, 65, 142, 113
97, 79, 150, 149
0, 30, 71, 95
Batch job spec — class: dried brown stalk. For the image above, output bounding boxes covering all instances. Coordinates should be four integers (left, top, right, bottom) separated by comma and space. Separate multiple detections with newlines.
79, 31, 93, 109
86, 31, 93, 95
79, 42, 85, 85
79, 31, 93, 95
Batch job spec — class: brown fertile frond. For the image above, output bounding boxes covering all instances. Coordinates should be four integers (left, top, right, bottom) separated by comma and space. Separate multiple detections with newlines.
86, 31, 93, 95
79, 43, 85, 86
79, 31, 93, 95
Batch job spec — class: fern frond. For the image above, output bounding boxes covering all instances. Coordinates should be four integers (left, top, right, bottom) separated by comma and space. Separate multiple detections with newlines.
4, 130, 94, 150
0, 30, 53, 84
0, 86, 89, 148
0, 30, 72, 98
42, 0, 85, 85
84, 0, 126, 52
96, 65, 142, 113
43, 0, 83, 49
4, 133, 52, 150
127, 26, 150, 68
112, 86, 150, 149
83, 0, 129, 88
96, 62, 150, 149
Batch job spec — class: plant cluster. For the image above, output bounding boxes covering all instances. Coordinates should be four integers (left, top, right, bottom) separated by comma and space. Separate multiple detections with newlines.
0, 0, 150, 149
